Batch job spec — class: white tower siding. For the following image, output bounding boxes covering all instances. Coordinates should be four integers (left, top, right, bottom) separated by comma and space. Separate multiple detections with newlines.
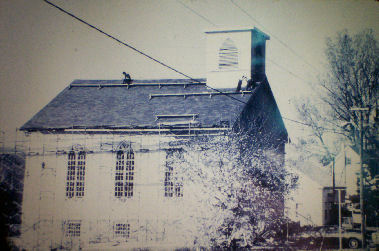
205, 28, 269, 89
206, 30, 252, 89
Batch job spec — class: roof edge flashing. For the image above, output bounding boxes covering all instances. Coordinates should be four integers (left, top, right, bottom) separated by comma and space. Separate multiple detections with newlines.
204, 27, 269, 39
204, 27, 255, 33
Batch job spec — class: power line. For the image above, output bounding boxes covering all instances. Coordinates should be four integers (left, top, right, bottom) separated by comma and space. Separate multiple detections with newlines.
42, 0, 342, 135
174, 2, 310, 101
230, 0, 265, 28
267, 58, 309, 83
43, 0, 194, 83
230, 0, 322, 75
176, 0, 311, 85
42, 0, 247, 105
281, 117, 346, 135
176, 0, 217, 27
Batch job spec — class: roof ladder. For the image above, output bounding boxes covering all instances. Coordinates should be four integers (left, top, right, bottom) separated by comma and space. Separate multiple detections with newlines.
156, 114, 199, 121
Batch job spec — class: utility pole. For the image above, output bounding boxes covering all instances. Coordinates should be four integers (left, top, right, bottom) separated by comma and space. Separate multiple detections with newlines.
350, 107, 368, 248
338, 188, 342, 250
332, 157, 335, 189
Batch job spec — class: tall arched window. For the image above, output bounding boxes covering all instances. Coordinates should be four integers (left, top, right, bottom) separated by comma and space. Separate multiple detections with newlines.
76, 152, 86, 197
115, 143, 134, 198
66, 151, 76, 198
66, 149, 86, 198
219, 38, 238, 70
164, 149, 183, 198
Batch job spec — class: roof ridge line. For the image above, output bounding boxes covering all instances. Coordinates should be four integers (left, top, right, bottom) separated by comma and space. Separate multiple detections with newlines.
71, 78, 206, 84
69, 82, 207, 89
149, 91, 254, 100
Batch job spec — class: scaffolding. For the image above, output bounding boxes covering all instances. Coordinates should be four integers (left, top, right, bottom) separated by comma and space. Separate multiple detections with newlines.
17, 123, 230, 157
17, 110, 232, 249
69, 81, 206, 89
150, 90, 253, 100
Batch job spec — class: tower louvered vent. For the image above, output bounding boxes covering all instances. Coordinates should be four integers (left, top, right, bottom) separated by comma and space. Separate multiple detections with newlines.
219, 38, 238, 70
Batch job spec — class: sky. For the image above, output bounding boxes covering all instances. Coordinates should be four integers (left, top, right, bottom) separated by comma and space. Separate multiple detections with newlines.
0, 0, 378, 146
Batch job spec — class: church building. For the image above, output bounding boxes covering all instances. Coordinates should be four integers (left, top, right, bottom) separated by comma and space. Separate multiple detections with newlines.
19, 28, 287, 250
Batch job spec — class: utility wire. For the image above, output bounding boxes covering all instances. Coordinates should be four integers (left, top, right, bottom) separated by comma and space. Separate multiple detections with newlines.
174, 2, 336, 131
177, 0, 311, 85
267, 58, 308, 83
43, 0, 194, 83
42, 0, 343, 134
230, 0, 322, 75
176, 0, 217, 27
281, 117, 345, 135
42, 0, 247, 105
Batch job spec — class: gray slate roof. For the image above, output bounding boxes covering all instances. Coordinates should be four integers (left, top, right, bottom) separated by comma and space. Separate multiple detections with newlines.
21, 79, 256, 131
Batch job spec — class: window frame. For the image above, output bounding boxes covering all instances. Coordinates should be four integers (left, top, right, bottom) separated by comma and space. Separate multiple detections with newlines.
164, 149, 183, 198
345, 157, 351, 165
64, 220, 81, 237
114, 143, 134, 198
65, 149, 86, 199
114, 222, 130, 240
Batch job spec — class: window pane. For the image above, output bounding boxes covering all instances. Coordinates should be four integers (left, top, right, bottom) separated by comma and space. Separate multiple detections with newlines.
75, 151, 86, 197
114, 223, 130, 239
115, 146, 134, 198
164, 149, 183, 198
65, 221, 81, 237
66, 151, 76, 198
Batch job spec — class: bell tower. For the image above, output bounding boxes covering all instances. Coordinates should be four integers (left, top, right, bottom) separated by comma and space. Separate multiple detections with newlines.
205, 27, 269, 89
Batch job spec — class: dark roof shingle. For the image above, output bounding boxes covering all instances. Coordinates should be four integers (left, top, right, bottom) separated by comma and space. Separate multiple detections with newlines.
21, 79, 254, 131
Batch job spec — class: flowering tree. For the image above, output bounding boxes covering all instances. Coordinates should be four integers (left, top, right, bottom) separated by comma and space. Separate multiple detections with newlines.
168, 132, 297, 248
296, 29, 378, 165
